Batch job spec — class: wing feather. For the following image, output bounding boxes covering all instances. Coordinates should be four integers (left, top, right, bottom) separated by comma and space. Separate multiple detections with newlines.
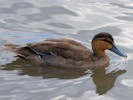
27, 39, 90, 60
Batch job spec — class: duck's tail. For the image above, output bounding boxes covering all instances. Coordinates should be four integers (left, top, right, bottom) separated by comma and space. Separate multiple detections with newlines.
4, 44, 38, 59
4, 44, 20, 52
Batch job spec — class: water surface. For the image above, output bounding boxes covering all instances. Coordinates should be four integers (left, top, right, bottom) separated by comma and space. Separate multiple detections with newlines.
0, 0, 133, 100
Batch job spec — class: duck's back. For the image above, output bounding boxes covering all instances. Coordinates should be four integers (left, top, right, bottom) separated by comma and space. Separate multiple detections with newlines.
27, 39, 92, 61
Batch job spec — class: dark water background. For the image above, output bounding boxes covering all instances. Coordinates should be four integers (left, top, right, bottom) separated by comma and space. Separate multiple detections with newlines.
0, 0, 133, 100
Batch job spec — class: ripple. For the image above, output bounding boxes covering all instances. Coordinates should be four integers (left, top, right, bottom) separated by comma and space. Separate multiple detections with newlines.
24, 13, 51, 21
46, 22, 74, 29
0, 22, 7, 28
0, 8, 16, 14
3, 19, 18, 23
51, 95, 65, 100
121, 79, 133, 87
40, 6, 78, 16
1, 71, 26, 81
29, 88, 56, 93
111, 3, 133, 10
77, 26, 121, 35
17, 8, 41, 15
74, 26, 121, 42
68, 91, 116, 100
106, 55, 128, 73
12, 2, 34, 9
24, 5, 78, 22
116, 16, 133, 21
0, 50, 16, 65
0, 95, 16, 100
123, 12, 133, 16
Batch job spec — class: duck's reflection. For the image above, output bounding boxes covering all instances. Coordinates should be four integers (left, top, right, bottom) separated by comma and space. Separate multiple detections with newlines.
2, 58, 87, 79
2, 58, 126, 95
91, 68, 126, 95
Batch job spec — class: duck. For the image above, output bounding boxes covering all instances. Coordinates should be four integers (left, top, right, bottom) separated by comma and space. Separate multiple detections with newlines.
5, 32, 127, 69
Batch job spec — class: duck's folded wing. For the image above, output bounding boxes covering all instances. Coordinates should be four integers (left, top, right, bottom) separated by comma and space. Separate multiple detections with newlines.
27, 39, 90, 60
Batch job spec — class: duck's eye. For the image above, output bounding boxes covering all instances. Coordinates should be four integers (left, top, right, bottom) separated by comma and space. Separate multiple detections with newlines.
101, 38, 106, 41
100, 38, 113, 45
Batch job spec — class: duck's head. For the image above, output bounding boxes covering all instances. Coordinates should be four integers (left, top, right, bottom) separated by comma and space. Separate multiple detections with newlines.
92, 32, 127, 57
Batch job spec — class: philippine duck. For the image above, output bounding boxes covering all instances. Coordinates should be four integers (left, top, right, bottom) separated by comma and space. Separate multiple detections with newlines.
5, 32, 127, 69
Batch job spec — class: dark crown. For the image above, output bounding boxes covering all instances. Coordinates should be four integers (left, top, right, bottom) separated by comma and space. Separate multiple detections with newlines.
93, 32, 114, 41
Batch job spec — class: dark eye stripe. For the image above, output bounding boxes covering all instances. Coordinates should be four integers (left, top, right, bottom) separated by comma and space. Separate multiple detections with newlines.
102, 39, 113, 45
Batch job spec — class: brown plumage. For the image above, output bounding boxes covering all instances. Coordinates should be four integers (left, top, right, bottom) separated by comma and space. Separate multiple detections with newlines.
5, 32, 127, 69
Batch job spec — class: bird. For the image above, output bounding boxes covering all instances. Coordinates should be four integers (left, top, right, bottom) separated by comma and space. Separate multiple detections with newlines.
5, 32, 127, 69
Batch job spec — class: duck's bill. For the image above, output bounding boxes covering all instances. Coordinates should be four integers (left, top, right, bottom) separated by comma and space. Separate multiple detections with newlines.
109, 45, 127, 57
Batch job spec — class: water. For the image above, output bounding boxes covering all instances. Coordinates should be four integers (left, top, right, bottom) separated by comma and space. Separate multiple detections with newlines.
0, 0, 133, 100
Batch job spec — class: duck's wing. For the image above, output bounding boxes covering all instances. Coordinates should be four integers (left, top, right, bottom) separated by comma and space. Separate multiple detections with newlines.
27, 39, 91, 60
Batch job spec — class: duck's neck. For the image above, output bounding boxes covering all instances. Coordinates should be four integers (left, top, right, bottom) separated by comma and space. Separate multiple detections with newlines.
93, 50, 107, 57
89, 50, 110, 68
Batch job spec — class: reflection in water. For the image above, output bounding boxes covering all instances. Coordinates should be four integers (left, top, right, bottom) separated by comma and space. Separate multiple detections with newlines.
2, 58, 88, 79
1, 58, 126, 95
91, 69, 126, 95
